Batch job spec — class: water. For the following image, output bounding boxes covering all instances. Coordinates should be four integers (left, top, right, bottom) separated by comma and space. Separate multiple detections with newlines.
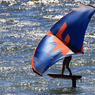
0, 0, 95, 94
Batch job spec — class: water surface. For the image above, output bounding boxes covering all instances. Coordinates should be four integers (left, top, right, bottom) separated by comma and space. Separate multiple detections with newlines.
0, 0, 95, 94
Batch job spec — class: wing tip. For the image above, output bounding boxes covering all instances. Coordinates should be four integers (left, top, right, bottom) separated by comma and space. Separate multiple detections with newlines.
32, 68, 43, 76
85, 5, 95, 8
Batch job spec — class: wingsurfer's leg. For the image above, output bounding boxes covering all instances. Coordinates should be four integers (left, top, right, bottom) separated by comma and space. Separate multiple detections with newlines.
62, 56, 72, 75
62, 56, 70, 75
66, 66, 72, 75
65, 56, 72, 75
62, 60, 65, 75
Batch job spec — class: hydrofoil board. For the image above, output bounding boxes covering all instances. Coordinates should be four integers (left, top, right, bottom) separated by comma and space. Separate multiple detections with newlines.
48, 74, 82, 80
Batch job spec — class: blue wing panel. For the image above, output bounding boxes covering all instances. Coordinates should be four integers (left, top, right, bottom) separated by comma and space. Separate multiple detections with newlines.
32, 35, 73, 75
50, 5, 95, 53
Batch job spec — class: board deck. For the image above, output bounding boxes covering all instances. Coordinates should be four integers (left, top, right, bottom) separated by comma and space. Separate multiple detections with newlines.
48, 74, 82, 80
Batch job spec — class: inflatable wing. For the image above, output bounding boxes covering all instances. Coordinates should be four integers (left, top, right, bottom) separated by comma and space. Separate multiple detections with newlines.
32, 5, 95, 75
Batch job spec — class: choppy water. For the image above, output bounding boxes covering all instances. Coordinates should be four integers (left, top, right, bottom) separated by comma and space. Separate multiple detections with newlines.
0, 0, 95, 94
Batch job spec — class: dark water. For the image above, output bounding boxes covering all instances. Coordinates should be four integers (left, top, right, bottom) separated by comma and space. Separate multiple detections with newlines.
0, 0, 95, 94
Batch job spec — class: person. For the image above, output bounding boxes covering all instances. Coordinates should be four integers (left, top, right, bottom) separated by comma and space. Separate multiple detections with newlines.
62, 56, 72, 75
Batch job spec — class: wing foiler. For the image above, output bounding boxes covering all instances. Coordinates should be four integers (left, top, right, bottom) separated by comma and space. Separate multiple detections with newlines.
32, 5, 95, 76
